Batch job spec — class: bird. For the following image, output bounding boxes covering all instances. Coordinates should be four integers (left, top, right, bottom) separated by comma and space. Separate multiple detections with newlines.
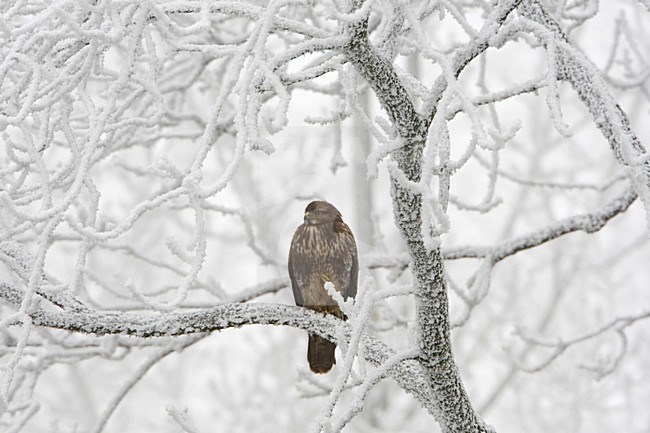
288, 200, 358, 373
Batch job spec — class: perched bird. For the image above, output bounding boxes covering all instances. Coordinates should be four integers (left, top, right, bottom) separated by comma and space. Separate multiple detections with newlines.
288, 201, 358, 373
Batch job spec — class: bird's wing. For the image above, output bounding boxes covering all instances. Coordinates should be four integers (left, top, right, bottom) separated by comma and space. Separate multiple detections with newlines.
335, 224, 358, 301
288, 234, 304, 307
345, 244, 358, 301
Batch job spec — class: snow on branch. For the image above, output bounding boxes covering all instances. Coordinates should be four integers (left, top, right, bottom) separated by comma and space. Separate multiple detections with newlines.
422, 0, 525, 119
155, 2, 331, 39
2, 0, 648, 430
518, 0, 650, 231
342, 2, 529, 433
444, 186, 638, 262
166, 405, 200, 433
515, 310, 650, 377
0, 281, 438, 417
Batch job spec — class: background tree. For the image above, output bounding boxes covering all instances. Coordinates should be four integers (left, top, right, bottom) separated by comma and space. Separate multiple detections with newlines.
1, 1, 649, 432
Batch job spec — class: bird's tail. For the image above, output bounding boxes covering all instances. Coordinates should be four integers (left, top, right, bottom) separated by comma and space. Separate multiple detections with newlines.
307, 333, 336, 374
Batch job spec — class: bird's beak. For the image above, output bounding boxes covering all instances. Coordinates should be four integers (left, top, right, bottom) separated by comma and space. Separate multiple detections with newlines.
304, 211, 311, 222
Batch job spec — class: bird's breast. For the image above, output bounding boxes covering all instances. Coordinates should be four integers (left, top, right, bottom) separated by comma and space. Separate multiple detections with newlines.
294, 225, 336, 258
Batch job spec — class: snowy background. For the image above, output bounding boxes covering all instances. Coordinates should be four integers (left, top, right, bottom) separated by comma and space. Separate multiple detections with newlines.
1, 1, 649, 432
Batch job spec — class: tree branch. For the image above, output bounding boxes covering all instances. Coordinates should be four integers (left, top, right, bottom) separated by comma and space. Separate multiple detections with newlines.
344, 2, 524, 432
155, 2, 331, 39
445, 186, 638, 261
517, 0, 650, 219
423, 0, 525, 120
0, 282, 437, 417
365, 183, 637, 321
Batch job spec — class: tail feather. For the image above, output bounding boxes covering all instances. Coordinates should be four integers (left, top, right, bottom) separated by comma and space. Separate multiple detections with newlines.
307, 334, 336, 374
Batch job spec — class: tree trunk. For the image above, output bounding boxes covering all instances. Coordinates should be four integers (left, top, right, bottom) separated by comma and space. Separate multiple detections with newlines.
344, 6, 495, 432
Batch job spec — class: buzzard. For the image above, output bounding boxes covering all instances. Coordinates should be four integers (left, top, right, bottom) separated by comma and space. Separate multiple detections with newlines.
288, 201, 358, 373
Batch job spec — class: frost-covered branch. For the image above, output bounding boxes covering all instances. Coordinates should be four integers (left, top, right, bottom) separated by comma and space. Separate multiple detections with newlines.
365, 185, 636, 284
517, 0, 650, 229
0, 281, 437, 417
445, 186, 638, 261
515, 310, 650, 376
2, 0, 648, 430
343, 2, 526, 432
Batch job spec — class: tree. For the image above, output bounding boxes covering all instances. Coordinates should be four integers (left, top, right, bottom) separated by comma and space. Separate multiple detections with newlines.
1, 0, 649, 432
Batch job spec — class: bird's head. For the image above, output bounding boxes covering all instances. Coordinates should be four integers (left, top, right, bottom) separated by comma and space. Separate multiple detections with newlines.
303, 201, 341, 225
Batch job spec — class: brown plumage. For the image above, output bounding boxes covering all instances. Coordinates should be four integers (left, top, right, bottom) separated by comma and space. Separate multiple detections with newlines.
288, 201, 358, 373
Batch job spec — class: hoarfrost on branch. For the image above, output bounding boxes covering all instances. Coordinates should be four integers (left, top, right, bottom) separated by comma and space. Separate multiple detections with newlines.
1, 0, 649, 432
